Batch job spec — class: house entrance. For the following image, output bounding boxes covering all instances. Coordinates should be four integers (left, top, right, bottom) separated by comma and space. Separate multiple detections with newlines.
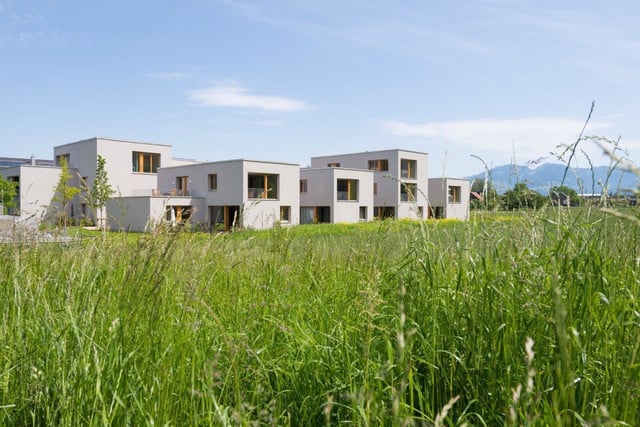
209, 205, 240, 230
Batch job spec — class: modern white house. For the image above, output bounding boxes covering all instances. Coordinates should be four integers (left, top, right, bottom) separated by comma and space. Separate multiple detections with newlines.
52, 137, 201, 230
0, 163, 63, 219
299, 167, 374, 224
428, 177, 470, 220
2, 137, 472, 232
310, 149, 428, 220
156, 159, 300, 230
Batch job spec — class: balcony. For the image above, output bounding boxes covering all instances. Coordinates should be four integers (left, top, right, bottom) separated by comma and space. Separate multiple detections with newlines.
131, 189, 191, 197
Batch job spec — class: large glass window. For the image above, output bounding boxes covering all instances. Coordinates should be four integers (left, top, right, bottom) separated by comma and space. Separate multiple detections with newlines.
248, 173, 278, 199
401, 183, 417, 202
337, 179, 358, 201
448, 186, 461, 203
132, 151, 160, 173
401, 159, 417, 179
368, 159, 388, 171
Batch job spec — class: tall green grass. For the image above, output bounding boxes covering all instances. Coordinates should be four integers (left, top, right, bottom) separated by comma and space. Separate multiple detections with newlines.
1, 210, 639, 425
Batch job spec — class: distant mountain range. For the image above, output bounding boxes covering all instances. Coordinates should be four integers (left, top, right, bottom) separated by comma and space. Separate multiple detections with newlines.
465, 163, 640, 195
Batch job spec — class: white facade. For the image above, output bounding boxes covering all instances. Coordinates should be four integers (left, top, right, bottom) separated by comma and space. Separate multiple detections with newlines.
53, 137, 199, 197
157, 159, 300, 230
428, 178, 470, 220
52, 137, 201, 228
0, 164, 63, 220
299, 167, 374, 223
106, 195, 204, 232
2, 137, 473, 232
310, 149, 428, 219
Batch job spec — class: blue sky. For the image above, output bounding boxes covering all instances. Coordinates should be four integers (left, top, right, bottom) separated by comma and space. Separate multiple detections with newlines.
1, 0, 639, 177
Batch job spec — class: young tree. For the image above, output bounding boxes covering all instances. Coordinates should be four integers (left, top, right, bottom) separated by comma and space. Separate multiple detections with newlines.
52, 157, 80, 229
0, 175, 17, 214
89, 155, 115, 230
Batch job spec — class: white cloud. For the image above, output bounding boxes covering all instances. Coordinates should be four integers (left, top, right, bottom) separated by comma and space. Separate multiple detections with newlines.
378, 117, 614, 162
188, 84, 312, 112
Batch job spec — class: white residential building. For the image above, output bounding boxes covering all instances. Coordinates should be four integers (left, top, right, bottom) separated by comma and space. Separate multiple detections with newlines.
299, 167, 374, 224
428, 178, 470, 220
2, 137, 472, 232
310, 149, 428, 219
156, 159, 300, 230
52, 137, 200, 229
0, 164, 63, 219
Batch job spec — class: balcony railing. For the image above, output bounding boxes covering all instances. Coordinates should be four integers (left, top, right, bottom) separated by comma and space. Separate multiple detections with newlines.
248, 188, 277, 199
131, 189, 191, 197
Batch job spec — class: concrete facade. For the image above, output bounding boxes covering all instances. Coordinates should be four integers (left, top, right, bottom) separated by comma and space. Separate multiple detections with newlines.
51, 137, 201, 228
428, 177, 470, 220
2, 137, 472, 232
299, 167, 374, 223
0, 164, 63, 220
158, 159, 300, 230
310, 149, 428, 219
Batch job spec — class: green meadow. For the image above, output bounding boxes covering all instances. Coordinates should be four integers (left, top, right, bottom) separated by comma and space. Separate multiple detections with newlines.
1, 208, 639, 425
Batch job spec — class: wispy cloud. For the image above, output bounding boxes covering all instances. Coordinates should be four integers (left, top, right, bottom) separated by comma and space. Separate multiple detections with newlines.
188, 84, 313, 112
378, 117, 614, 161
221, 0, 493, 61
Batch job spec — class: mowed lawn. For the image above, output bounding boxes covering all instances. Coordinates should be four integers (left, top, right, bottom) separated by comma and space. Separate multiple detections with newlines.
1, 208, 639, 425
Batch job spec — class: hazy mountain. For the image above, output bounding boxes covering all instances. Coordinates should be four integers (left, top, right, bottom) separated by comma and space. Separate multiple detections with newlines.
466, 163, 639, 195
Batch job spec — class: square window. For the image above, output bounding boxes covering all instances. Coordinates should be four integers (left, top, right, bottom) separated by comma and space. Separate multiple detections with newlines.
337, 179, 358, 201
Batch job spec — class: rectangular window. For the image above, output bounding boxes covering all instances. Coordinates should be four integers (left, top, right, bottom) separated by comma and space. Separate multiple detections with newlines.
400, 183, 417, 202
401, 159, 417, 179
373, 182, 377, 195
368, 159, 388, 171
374, 206, 395, 219
280, 206, 291, 222
176, 176, 188, 196
55, 154, 70, 166
448, 186, 461, 203
300, 179, 308, 193
132, 151, 161, 173
337, 179, 358, 201
327, 162, 340, 167
248, 173, 278, 199
208, 173, 218, 191
359, 206, 367, 221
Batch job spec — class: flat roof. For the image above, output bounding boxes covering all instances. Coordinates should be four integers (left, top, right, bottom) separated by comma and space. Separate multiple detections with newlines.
300, 166, 373, 173
159, 158, 299, 170
54, 136, 172, 150
311, 148, 428, 158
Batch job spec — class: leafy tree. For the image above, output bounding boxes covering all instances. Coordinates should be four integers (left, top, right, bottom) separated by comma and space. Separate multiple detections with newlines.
470, 178, 499, 210
549, 185, 580, 206
501, 182, 546, 210
0, 175, 17, 214
52, 157, 80, 228
89, 155, 115, 230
